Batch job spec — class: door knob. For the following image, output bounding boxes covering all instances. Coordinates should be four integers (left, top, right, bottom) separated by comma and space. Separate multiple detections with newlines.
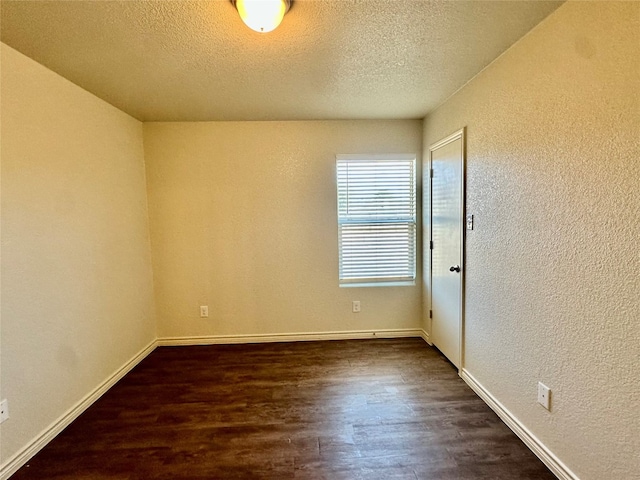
449, 265, 461, 273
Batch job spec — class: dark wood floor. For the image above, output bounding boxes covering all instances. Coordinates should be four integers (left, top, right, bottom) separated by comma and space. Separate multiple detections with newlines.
12, 339, 556, 479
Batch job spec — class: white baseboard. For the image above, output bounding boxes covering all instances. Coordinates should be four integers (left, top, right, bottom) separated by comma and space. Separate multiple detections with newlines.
158, 328, 424, 346
418, 328, 430, 345
0, 340, 157, 480
460, 369, 579, 480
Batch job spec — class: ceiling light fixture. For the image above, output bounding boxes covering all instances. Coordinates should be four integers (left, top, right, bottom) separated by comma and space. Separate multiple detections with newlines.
232, 0, 291, 33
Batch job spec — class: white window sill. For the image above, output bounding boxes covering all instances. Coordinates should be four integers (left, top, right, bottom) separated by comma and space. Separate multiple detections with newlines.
339, 281, 416, 288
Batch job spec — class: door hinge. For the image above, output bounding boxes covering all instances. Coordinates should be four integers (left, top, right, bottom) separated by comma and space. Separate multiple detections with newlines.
430, 168, 434, 178
430, 240, 433, 250
429, 310, 433, 319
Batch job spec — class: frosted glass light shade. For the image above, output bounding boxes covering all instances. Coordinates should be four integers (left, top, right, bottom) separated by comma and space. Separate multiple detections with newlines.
234, 0, 290, 33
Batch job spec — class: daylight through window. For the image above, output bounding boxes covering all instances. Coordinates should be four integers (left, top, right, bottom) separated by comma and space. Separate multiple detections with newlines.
337, 154, 416, 286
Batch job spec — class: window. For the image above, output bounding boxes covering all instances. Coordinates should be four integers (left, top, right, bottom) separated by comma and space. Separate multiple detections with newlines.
336, 154, 417, 286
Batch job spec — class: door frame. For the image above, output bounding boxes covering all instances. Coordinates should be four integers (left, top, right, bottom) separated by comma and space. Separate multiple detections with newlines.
428, 127, 466, 370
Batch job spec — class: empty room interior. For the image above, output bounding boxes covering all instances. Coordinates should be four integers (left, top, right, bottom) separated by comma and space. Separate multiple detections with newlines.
0, 1, 638, 479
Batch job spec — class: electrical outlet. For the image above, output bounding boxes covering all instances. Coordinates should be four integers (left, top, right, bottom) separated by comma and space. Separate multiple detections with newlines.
200, 305, 209, 318
0, 399, 9, 423
352, 301, 361, 313
537, 382, 551, 410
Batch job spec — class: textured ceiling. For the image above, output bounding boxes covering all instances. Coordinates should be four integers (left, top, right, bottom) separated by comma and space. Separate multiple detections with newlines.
0, 0, 563, 121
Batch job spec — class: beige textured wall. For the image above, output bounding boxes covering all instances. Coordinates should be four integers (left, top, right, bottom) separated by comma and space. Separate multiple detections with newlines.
423, 2, 639, 479
0, 44, 156, 464
144, 120, 422, 339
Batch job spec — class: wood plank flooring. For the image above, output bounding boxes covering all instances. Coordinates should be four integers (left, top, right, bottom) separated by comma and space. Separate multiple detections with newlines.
11, 339, 556, 479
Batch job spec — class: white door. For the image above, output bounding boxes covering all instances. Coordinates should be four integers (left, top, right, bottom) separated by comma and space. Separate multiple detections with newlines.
429, 129, 465, 369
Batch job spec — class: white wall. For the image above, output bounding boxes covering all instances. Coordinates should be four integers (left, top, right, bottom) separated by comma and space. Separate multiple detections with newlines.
144, 121, 423, 340
422, 2, 639, 479
0, 44, 157, 467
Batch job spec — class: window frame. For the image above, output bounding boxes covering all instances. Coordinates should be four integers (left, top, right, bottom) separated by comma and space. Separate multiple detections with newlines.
336, 153, 417, 287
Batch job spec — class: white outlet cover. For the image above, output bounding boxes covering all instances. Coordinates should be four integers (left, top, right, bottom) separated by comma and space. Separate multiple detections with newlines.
0, 399, 9, 423
537, 382, 551, 410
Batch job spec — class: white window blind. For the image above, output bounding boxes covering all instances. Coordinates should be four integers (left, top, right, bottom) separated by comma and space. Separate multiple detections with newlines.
337, 155, 416, 285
